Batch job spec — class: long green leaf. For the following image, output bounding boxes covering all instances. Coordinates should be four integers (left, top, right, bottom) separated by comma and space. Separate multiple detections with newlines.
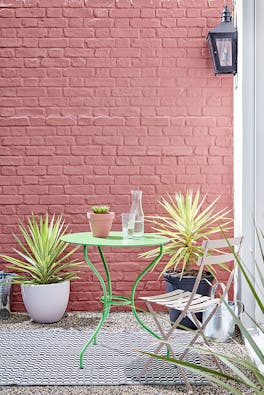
138, 351, 245, 394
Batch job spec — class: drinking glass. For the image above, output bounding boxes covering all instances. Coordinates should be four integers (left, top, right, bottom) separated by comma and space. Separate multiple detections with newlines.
121, 213, 135, 239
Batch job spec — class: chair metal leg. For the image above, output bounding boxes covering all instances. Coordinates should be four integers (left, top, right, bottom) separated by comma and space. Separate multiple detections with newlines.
137, 302, 173, 379
177, 308, 224, 383
179, 305, 219, 361
138, 303, 193, 393
190, 312, 224, 373
140, 307, 186, 366
147, 302, 174, 357
142, 305, 220, 392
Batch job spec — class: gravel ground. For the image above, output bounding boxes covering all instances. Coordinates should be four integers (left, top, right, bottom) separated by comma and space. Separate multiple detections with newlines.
0, 311, 253, 395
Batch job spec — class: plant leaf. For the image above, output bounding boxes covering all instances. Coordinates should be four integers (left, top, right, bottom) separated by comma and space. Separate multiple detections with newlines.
0, 214, 82, 284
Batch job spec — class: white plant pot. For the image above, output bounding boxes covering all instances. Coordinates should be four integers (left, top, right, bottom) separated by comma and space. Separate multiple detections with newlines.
21, 281, 70, 324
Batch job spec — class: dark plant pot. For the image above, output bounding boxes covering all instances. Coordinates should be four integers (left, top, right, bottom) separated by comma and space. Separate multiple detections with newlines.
163, 271, 214, 330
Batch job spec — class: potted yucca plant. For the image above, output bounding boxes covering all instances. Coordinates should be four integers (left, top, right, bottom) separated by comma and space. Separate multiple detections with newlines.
1, 213, 81, 324
87, 206, 115, 238
142, 190, 232, 328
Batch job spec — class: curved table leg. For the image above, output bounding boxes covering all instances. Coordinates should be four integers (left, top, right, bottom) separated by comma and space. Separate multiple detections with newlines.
131, 245, 164, 341
131, 245, 175, 380
79, 245, 111, 369
92, 246, 112, 345
98, 246, 112, 298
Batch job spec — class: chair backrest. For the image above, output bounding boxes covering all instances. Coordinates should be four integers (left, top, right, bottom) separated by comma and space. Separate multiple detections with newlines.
191, 236, 243, 301
198, 237, 243, 267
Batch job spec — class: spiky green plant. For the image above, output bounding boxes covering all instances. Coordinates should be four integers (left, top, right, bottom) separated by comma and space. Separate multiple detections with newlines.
91, 206, 110, 214
141, 190, 232, 276
139, 230, 264, 394
1, 213, 81, 284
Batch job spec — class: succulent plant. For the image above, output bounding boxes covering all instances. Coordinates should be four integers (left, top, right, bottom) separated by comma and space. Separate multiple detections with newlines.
91, 206, 110, 214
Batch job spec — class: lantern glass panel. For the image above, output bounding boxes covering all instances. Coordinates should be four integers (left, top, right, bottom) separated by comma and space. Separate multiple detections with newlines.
216, 37, 232, 67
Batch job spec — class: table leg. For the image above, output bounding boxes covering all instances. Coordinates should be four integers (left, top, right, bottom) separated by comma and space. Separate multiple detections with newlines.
131, 245, 164, 341
98, 246, 112, 301
80, 245, 111, 369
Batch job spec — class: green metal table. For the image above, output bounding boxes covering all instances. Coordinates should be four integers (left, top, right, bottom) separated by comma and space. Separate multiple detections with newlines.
61, 231, 169, 368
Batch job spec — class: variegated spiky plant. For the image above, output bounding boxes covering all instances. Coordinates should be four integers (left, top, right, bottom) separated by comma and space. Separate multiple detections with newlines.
142, 190, 232, 277
1, 214, 81, 284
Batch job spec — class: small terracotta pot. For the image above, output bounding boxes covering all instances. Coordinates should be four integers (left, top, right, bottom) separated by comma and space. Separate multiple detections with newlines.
87, 212, 115, 238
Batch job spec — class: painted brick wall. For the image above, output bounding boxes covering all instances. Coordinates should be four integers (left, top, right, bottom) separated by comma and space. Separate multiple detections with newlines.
0, 0, 233, 312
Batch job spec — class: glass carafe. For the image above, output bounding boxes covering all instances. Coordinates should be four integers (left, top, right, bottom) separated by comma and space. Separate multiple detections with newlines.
130, 190, 144, 238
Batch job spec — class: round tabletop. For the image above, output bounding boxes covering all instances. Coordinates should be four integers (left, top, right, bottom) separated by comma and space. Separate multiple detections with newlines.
61, 231, 169, 248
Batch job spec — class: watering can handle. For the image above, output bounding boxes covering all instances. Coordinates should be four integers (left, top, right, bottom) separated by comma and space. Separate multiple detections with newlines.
210, 282, 228, 301
234, 300, 245, 316
211, 283, 245, 316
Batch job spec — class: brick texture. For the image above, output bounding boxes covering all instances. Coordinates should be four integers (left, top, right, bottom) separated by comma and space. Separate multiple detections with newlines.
0, 0, 234, 312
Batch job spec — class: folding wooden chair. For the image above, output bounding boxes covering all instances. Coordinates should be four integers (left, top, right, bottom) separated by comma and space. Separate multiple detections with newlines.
139, 237, 243, 392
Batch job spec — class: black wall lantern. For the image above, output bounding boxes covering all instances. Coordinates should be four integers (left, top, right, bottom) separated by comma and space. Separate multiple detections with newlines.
207, 5, 237, 75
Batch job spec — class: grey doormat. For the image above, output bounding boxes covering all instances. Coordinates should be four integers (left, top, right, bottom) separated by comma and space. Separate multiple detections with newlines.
0, 329, 208, 386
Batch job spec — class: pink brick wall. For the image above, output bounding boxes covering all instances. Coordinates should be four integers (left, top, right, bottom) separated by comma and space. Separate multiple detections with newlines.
0, 0, 233, 312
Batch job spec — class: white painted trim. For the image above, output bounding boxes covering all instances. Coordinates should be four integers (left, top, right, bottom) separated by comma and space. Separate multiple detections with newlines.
233, 0, 256, 328
234, 0, 264, 328
233, 1, 264, 369
245, 329, 264, 374
254, 0, 264, 325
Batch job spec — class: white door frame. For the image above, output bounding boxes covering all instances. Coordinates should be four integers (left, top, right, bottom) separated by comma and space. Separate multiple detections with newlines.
234, 0, 264, 328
